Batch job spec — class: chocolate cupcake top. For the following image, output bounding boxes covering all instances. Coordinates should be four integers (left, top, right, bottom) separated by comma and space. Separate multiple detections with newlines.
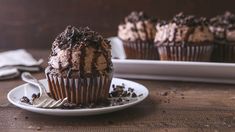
47, 26, 112, 77
118, 11, 156, 41
210, 11, 235, 42
154, 13, 214, 45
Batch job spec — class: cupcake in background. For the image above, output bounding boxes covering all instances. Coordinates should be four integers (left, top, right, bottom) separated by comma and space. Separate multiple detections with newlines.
45, 26, 113, 105
118, 11, 158, 60
210, 11, 235, 62
155, 13, 214, 61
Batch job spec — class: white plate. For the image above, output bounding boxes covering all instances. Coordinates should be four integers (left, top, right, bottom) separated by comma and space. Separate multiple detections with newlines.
7, 78, 149, 116
108, 37, 235, 84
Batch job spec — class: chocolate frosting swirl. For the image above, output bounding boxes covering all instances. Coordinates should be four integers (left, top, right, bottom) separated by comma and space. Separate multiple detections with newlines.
209, 11, 235, 41
171, 12, 208, 26
124, 11, 156, 23
118, 11, 157, 41
47, 26, 113, 78
210, 11, 235, 29
155, 12, 214, 44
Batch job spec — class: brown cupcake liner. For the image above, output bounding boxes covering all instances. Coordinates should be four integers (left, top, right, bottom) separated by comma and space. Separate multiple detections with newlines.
45, 72, 113, 105
212, 42, 235, 63
122, 40, 159, 60
157, 44, 213, 61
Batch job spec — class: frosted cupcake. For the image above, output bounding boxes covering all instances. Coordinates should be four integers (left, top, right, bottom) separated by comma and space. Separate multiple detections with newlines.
118, 11, 158, 60
155, 13, 214, 61
45, 26, 113, 105
210, 11, 235, 62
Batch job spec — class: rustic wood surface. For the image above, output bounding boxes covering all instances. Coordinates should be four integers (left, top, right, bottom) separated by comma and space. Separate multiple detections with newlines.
0, 0, 235, 49
0, 50, 235, 132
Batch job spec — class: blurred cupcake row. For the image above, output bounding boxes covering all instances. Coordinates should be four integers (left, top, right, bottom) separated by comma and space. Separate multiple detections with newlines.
117, 11, 235, 63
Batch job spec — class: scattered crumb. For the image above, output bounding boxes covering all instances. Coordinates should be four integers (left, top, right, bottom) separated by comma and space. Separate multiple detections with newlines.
160, 91, 169, 96
167, 99, 170, 103
22, 83, 143, 109
32, 93, 40, 101
132, 93, 137, 97
223, 121, 227, 125
36, 127, 41, 131
20, 96, 31, 104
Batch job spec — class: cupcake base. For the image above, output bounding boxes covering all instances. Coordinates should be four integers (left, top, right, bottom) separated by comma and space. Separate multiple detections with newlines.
122, 40, 159, 60
211, 41, 235, 63
157, 43, 213, 61
46, 71, 113, 105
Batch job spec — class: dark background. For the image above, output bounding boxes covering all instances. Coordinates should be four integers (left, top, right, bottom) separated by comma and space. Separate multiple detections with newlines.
0, 0, 235, 49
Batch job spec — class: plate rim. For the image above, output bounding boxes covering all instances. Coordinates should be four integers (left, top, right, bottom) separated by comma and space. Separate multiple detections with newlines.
7, 77, 149, 115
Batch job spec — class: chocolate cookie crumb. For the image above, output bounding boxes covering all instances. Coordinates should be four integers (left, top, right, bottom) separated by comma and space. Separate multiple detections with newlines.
88, 103, 95, 108
117, 98, 123, 103
20, 96, 31, 104
20, 82, 142, 109
160, 91, 168, 96
32, 93, 40, 101
128, 88, 134, 92
132, 93, 137, 98
36, 127, 41, 131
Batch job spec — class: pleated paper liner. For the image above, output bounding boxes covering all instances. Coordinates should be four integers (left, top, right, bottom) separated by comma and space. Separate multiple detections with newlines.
157, 44, 213, 61
122, 40, 159, 60
46, 72, 112, 105
211, 41, 235, 63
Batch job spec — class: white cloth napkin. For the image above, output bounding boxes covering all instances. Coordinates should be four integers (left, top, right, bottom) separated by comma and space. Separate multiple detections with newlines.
0, 49, 43, 80
108, 37, 126, 59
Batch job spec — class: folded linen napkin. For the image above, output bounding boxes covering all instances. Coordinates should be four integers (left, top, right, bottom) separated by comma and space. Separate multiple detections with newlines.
0, 49, 43, 80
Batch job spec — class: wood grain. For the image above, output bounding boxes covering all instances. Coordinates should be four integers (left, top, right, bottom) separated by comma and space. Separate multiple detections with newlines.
1, 50, 235, 131
0, 0, 235, 49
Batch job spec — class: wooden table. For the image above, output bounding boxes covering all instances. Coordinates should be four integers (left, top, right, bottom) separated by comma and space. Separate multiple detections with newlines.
1, 50, 235, 132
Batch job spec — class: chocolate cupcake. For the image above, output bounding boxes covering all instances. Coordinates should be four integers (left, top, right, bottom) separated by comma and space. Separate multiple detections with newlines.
155, 13, 214, 61
118, 11, 158, 60
210, 11, 235, 62
45, 26, 113, 105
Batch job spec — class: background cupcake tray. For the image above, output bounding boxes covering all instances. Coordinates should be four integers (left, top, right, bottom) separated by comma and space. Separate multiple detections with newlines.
109, 37, 235, 84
